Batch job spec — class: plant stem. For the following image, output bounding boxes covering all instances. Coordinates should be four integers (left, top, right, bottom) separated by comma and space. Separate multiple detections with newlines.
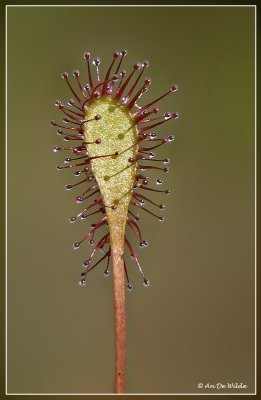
111, 238, 126, 393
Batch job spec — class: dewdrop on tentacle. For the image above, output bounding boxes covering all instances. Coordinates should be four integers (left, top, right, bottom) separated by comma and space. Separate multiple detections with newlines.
52, 50, 178, 289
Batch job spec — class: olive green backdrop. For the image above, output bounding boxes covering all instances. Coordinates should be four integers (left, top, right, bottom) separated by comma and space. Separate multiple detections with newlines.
7, 6, 255, 394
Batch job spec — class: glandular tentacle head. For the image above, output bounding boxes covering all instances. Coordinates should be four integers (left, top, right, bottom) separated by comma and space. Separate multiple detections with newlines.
52, 50, 178, 288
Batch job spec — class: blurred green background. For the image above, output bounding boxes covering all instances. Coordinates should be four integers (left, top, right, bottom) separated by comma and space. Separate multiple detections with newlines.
7, 6, 255, 394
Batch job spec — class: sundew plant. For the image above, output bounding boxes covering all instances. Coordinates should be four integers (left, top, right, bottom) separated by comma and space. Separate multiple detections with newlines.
52, 50, 178, 393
